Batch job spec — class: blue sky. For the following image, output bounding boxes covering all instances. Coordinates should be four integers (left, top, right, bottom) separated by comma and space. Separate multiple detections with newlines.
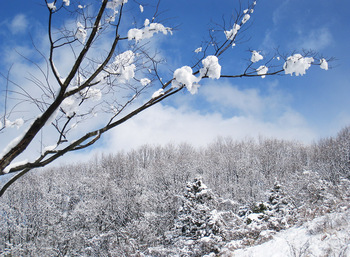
0, 0, 350, 163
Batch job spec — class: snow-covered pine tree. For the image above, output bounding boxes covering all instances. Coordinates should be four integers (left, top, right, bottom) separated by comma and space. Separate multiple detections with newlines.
264, 181, 296, 231
174, 178, 221, 238
148, 178, 230, 256
228, 181, 297, 248
243, 181, 296, 229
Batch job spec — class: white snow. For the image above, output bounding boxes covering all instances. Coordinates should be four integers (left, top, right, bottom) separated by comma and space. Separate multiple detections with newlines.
75, 22, 87, 44
195, 47, 202, 53
107, 0, 128, 10
227, 210, 350, 257
0, 135, 22, 161
172, 56, 221, 94
5, 118, 24, 129
128, 20, 172, 42
81, 87, 102, 101
283, 54, 314, 76
140, 78, 151, 86
44, 144, 57, 152
3, 159, 28, 174
61, 96, 77, 117
139, 5, 144, 13
144, 19, 150, 27
172, 66, 200, 95
152, 88, 164, 98
200, 55, 221, 79
106, 50, 136, 82
256, 65, 268, 78
242, 14, 250, 24
251, 50, 263, 63
63, 0, 70, 6
320, 58, 328, 70
224, 24, 240, 40
47, 2, 56, 11
128, 28, 143, 42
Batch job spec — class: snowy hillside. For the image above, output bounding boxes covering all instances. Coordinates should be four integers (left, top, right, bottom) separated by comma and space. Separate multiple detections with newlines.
1, 128, 350, 256
222, 209, 350, 257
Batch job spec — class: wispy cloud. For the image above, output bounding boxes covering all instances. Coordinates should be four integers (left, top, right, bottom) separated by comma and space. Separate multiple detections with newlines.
100, 82, 316, 154
9, 14, 28, 34
292, 27, 333, 51
102, 101, 316, 154
201, 84, 265, 115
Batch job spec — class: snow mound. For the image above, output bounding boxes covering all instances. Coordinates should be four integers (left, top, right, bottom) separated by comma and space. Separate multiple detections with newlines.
223, 209, 350, 257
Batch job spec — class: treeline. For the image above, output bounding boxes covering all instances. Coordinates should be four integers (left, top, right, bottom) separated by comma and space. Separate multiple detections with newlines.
0, 126, 349, 256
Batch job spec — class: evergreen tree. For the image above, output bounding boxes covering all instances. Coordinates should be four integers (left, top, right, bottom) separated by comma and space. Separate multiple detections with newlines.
148, 178, 231, 256
170, 178, 223, 256
242, 182, 296, 230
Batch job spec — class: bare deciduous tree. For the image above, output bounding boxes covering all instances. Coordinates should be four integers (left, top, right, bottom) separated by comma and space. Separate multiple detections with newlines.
0, 0, 330, 196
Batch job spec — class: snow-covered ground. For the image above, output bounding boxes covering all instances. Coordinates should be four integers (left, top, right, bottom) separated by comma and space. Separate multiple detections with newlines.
222, 209, 350, 257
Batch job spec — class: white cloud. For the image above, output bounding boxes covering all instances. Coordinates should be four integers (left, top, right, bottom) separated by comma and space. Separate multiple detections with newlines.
293, 27, 333, 51
201, 83, 266, 115
262, 2, 333, 52
9, 14, 28, 34
100, 84, 317, 153
200, 82, 291, 118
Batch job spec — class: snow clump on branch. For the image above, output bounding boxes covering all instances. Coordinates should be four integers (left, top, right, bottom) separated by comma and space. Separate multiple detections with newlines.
224, 24, 240, 40
107, 0, 128, 10
80, 87, 102, 101
106, 50, 136, 82
242, 14, 250, 24
251, 50, 263, 63
75, 22, 87, 44
320, 58, 329, 70
172, 55, 221, 94
47, 2, 56, 11
128, 19, 172, 42
256, 65, 268, 78
200, 55, 221, 79
152, 88, 164, 99
140, 78, 151, 86
61, 97, 78, 117
172, 66, 200, 95
283, 54, 314, 76
5, 118, 24, 129
195, 47, 202, 53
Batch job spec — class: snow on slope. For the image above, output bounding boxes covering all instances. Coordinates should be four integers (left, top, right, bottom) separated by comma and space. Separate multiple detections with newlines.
221, 209, 350, 257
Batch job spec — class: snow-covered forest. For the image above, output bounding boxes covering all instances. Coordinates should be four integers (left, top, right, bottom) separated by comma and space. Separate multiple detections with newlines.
1, 126, 349, 256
